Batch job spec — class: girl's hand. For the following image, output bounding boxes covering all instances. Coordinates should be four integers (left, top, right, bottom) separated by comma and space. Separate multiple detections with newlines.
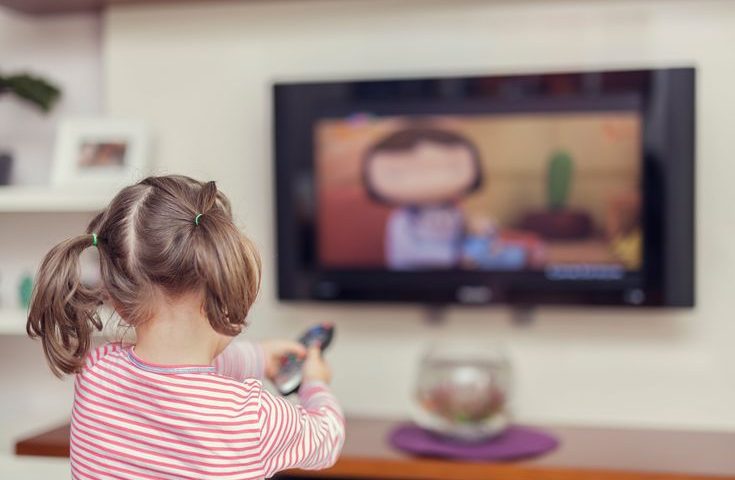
260, 339, 307, 381
303, 346, 332, 384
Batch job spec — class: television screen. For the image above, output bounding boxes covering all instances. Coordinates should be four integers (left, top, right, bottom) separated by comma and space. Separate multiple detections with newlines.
316, 111, 642, 279
274, 68, 694, 307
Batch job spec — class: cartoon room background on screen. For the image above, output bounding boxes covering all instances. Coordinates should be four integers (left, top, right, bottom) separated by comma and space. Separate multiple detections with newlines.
316, 113, 642, 272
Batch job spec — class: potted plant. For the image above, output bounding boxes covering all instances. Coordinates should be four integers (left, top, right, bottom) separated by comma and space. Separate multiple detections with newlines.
0, 72, 61, 185
519, 150, 593, 240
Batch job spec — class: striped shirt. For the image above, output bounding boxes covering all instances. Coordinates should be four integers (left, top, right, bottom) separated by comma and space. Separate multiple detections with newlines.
70, 341, 345, 479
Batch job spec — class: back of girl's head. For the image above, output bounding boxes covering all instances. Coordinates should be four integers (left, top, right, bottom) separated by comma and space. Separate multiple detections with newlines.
27, 175, 261, 377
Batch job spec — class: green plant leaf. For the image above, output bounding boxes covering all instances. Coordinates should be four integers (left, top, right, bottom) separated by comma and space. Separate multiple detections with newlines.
0, 73, 62, 113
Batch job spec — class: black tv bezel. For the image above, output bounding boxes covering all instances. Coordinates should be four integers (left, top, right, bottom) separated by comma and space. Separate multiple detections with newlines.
273, 67, 695, 307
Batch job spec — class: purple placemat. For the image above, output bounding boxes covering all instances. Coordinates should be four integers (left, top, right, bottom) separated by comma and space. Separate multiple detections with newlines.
389, 423, 559, 461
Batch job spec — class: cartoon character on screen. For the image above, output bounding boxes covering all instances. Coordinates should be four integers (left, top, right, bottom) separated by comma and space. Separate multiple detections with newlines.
363, 126, 526, 270
362, 127, 479, 269
363, 126, 527, 270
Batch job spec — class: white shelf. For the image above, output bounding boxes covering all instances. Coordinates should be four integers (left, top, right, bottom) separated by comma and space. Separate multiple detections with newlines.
0, 308, 28, 335
0, 186, 111, 213
0, 308, 121, 336
0, 308, 124, 337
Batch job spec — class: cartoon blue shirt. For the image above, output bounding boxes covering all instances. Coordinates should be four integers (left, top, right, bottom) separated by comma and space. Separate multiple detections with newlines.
386, 206, 464, 270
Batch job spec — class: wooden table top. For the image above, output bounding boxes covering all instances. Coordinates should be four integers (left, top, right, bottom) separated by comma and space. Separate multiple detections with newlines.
15, 417, 735, 479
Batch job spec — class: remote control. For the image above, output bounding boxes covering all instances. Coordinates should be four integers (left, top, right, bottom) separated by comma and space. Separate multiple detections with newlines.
273, 323, 334, 396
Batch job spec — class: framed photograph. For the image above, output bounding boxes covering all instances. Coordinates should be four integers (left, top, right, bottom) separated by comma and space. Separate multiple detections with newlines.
52, 118, 150, 188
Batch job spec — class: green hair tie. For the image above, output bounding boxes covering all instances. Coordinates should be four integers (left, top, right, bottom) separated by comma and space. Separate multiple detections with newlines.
92, 233, 98, 247
194, 213, 203, 226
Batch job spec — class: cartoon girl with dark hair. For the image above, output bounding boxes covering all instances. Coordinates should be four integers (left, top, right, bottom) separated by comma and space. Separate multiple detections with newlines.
363, 126, 484, 269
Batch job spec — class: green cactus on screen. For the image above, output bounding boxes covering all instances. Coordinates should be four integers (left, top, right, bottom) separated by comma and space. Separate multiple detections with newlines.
548, 150, 573, 210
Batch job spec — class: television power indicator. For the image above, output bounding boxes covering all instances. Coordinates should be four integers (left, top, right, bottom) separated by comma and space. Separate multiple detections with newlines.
456, 286, 493, 304
315, 281, 339, 299
625, 289, 646, 305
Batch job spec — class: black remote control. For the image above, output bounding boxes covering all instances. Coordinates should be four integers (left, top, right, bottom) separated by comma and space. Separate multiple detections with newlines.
273, 323, 334, 396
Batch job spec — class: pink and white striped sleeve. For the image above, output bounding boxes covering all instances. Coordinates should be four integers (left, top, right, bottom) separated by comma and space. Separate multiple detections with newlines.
212, 340, 265, 382
258, 381, 346, 477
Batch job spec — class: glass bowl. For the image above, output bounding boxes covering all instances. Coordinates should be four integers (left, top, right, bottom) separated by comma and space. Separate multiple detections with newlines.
412, 343, 512, 441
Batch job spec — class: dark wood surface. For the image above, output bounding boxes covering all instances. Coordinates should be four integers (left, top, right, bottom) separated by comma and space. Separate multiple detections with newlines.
0, 0, 264, 15
14, 423, 70, 457
15, 417, 735, 479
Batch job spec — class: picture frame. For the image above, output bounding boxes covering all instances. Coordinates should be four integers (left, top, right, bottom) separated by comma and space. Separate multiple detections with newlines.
52, 118, 150, 188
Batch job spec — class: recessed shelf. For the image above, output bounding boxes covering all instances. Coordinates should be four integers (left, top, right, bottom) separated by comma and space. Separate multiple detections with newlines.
1, 0, 234, 15
0, 186, 111, 213
0, 307, 122, 336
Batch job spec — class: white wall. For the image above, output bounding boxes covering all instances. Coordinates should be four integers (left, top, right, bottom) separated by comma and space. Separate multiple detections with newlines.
103, 0, 735, 431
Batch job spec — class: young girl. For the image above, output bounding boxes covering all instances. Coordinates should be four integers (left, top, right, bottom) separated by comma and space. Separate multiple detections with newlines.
27, 175, 345, 479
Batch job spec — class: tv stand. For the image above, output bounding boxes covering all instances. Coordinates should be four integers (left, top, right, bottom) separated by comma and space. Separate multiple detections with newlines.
422, 305, 448, 325
422, 305, 537, 327
511, 306, 536, 326
15, 417, 735, 479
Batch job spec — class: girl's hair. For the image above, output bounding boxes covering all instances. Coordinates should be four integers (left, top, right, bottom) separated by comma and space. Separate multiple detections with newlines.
27, 175, 261, 377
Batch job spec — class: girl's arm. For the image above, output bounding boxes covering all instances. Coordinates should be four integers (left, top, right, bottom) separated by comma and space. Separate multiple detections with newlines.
213, 340, 266, 381
258, 381, 345, 477
213, 339, 307, 382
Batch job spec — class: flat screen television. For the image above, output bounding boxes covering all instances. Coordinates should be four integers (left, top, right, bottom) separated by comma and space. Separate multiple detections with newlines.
274, 68, 695, 307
